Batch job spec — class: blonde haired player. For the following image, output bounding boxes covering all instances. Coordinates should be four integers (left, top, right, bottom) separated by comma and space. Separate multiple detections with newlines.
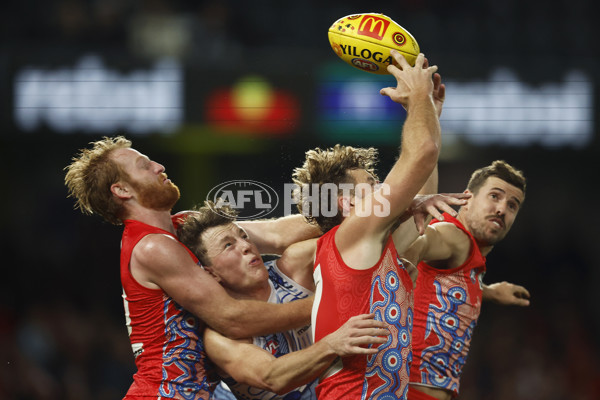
64, 137, 320, 399
292, 51, 464, 400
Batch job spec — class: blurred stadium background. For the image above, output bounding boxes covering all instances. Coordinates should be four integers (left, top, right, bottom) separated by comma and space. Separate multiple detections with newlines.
0, 0, 598, 399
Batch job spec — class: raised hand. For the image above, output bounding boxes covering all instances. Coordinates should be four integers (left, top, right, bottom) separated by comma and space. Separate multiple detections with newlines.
380, 51, 437, 108
483, 281, 531, 306
322, 313, 390, 356
408, 193, 472, 235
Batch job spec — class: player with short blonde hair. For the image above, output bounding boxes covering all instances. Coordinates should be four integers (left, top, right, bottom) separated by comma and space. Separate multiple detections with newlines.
293, 52, 465, 400
293, 145, 379, 233
65, 136, 133, 224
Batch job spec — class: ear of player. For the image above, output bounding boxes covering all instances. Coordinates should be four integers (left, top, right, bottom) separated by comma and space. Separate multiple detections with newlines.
328, 13, 420, 75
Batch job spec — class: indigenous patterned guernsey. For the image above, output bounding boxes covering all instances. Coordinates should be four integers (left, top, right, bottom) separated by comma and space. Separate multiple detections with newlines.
120, 217, 217, 399
219, 260, 316, 400
312, 226, 414, 400
410, 213, 486, 397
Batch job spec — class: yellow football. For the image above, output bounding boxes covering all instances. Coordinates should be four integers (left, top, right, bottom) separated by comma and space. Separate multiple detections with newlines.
328, 13, 420, 74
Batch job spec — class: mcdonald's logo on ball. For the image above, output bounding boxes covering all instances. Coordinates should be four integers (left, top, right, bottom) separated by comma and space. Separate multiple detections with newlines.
357, 15, 390, 40
327, 13, 420, 75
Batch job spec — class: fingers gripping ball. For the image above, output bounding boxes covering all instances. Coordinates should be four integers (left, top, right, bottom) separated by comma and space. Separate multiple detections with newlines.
328, 13, 420, 74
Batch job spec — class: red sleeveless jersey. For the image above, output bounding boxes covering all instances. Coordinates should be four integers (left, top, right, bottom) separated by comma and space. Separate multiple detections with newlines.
409, 213, 486, 396
312, 225, 414, 400
120, 216, 217, 399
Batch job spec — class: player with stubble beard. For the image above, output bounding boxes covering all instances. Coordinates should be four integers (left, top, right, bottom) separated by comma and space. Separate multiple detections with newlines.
405, 161, 531, 400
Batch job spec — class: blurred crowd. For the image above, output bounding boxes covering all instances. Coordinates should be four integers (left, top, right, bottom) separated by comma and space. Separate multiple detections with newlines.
2, 0, 596, 66
0, 299, 134, 400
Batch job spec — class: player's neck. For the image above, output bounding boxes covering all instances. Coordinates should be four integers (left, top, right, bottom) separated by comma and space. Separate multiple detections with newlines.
126, 207, 176, 235
227, 283, 271, 302
477, 242, 494, 257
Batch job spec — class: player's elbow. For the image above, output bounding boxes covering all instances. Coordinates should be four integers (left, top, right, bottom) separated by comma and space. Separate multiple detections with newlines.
259, 373, 292, 394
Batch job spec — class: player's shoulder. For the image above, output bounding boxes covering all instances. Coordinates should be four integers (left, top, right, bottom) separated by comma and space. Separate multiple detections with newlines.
435, 224, 473, 264
430, 220, 463, 233
132, 233, 182, 264
427, 221, 468, 244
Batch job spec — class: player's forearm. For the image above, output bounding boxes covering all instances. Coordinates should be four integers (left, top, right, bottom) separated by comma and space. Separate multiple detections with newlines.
400, 94, 440, 174
270, 214, 322, 251
404, 93, 441, 150
215, 297, 313, 339
241, 215, 321, 255
385, 102, 440, 208
481, 283, 499, 302
259, 339, 338, 394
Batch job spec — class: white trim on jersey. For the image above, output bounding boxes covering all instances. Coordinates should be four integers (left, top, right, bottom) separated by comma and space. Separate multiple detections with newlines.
310, 264, 342, 380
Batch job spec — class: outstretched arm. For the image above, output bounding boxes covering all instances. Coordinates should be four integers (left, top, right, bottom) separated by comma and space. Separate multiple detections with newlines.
335, 52, 441, 269
482, 281, 531, 306
392, 192, 471, 254
390, 71, 456, 251
391, 165, 439, 253
131, 234, 312, 339
240, 214, 322, 255
175, 211, 320, 256
205, 314, 388, 394
401, 223, 457, 266
400, 222, 471, 283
